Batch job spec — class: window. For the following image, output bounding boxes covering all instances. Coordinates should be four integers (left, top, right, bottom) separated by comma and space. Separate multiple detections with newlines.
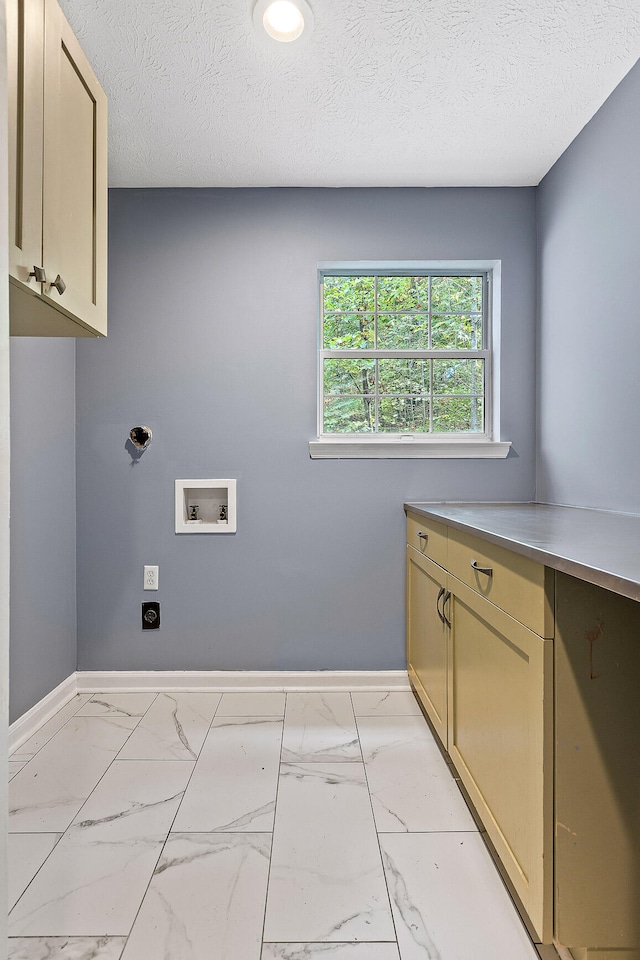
310, 262, 510, 459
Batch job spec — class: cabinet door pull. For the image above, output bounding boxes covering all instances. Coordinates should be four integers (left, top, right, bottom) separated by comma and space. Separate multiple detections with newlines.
442, 589, 452, 627
417, 530, 429, 542
28, 266, 47, 283
49, 274, 66, 295
436, 586, 445, 623
470, 559, 493, 577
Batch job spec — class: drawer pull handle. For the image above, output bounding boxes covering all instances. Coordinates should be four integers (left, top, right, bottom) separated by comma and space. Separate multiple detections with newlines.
436, 586, 445, 623
417, 530, 429, 541
471, 559, 493, 577
49, 274, 66, 295
28, 265, 46, 283
442, 589, 452, 628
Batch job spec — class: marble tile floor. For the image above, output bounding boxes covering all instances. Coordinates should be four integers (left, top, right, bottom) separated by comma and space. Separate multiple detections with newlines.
7, 689, 556, 960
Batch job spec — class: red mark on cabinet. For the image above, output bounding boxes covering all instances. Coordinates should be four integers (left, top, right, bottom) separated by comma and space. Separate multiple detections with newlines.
585, 620, 604, 679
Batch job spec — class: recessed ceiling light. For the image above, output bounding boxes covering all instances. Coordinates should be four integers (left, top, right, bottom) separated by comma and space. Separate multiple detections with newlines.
253, 0, 313, 43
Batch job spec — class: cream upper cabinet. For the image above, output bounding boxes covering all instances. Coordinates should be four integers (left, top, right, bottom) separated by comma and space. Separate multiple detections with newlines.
8, 0, 107, 337
7, 0, 45, 290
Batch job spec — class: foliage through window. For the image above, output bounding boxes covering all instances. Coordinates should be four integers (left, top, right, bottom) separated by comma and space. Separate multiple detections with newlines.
320, 271, 489, 437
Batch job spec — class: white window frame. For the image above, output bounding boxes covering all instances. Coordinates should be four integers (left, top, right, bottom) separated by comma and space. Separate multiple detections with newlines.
309, 260, 511, 459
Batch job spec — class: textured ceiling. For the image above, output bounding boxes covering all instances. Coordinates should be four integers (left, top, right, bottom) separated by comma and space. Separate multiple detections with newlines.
59, 0, 640, 187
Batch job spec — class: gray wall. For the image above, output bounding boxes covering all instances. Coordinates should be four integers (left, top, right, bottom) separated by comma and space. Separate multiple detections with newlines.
9, 339, 77, 721
537, 59, 640, 513
76, 188, 536, 672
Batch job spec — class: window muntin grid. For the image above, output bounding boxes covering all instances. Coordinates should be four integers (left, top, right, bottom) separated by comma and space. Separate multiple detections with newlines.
321, 272, 489, 437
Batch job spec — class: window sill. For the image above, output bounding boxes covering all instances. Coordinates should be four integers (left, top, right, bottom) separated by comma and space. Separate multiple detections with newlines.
308, 438, 512, 459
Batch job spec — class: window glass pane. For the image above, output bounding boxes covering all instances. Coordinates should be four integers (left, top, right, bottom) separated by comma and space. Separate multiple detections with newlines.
378, 358, 430, 395
432, 397, 484, 433
432, 314, 482, 350
321, 269, 490, 439
377, 276, 429, 311
379, 397, 430, 433
324, 358, 375, 395
431, 276, 483, 313
377, 314, 429, 349
323, 312, 374, 348
432, 359, 484, 395
323, 276, 374, 312
324, 396, 374, 433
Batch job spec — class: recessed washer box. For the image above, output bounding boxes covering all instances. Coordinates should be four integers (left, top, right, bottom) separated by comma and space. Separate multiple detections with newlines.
175, 479, 237, 533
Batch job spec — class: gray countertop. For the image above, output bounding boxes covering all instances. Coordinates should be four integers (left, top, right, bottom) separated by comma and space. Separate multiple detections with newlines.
403, 502, 640, 602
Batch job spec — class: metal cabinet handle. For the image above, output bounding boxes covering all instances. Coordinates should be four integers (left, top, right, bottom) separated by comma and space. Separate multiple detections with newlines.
28, 266, 46, 283
417, 530, 429, 542
470, 559, 493, 577
49, 274, 66, 295
436, 585, 445, 623
442, 590, 452, 627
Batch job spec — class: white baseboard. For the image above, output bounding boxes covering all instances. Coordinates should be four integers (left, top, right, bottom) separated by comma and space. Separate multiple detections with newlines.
75, 670, 411, 693
9, 673, 78, 754
9, 671, 410, 748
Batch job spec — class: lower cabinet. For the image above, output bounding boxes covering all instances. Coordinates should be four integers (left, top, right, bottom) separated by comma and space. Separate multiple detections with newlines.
406, 513, 553, 943
447, 575, 553, 943
407, 510, 640, 956
406, 546, 448, 747
555, 572, 640, 958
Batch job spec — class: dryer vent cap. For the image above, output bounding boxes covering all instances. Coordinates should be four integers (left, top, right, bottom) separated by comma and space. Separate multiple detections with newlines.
130, 426, 152, 449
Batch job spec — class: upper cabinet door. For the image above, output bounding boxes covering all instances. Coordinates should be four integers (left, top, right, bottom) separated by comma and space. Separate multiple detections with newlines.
41, 0, 107, 336
7, 0, 45, 290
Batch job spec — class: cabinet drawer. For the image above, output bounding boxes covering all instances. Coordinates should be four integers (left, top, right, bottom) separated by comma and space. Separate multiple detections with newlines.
447, 527, 553, 637
406, 512, 448, 568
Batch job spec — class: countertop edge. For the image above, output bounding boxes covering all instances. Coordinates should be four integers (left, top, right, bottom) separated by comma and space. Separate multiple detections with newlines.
404, 501, 640, 603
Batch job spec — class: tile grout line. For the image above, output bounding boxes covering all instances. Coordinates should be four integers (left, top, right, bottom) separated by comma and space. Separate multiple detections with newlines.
116, 690, 224, 955
7, 690, 544, 959
8, 692, 163, 931
6, 832, 65, 922
113, 691, 187, 762
51, 694, 160, 832
9, 693, 91, 765
364, 703, 544, 960
382, 703, 542, 955
11, 691, 159, 769
350, 692, 402, 957
376, 829, 479, 835
77, 691, 160, 721
8, 692, 216, 950
258, 690, 287, 956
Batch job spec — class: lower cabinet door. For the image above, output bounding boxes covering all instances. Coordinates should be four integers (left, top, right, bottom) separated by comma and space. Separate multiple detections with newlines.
406, 545, 448, 747
447, 575, 553, 943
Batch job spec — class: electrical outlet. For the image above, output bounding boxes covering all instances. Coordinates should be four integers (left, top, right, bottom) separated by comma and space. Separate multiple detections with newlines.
142, 601, 160, 629
144, 565, 159, 590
